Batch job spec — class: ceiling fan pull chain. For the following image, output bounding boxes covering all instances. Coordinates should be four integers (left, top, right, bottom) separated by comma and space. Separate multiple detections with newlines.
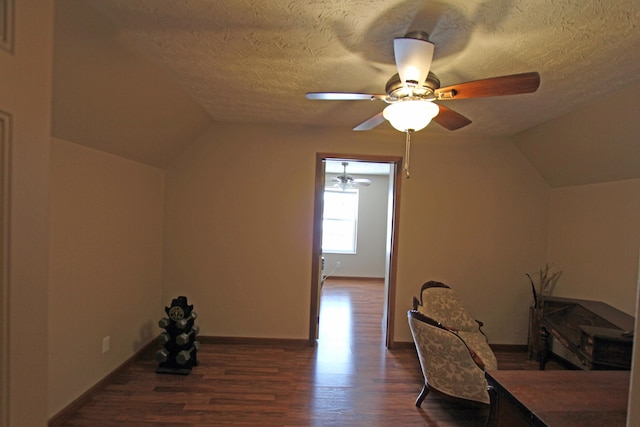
404, 130, 411, 179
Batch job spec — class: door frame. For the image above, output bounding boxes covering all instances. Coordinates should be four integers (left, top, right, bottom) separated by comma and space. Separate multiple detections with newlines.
0, 110, 11, 426
308, 152, 403, 349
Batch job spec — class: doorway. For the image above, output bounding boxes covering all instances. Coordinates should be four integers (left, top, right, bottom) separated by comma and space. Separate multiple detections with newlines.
309, 153, 403, 349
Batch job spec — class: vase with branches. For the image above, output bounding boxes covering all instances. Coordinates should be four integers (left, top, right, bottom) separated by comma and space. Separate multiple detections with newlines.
526, 263, 561, 360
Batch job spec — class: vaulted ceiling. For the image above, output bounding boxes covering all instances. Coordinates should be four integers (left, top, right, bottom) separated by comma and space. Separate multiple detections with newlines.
52, 0, 640, 184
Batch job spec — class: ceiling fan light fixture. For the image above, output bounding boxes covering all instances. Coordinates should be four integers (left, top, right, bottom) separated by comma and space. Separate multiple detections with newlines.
383, 99, 439, 132
329, 162, 372, 190
336, 181, 353, 191
394, 36, 434, 90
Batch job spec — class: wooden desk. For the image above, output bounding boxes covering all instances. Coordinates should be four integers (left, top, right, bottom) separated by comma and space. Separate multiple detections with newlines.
540, 296, 634, 370
485, 370, 629, 427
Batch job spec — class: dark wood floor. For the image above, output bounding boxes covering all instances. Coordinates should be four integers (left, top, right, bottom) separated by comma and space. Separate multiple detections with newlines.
54, 278, 562, 426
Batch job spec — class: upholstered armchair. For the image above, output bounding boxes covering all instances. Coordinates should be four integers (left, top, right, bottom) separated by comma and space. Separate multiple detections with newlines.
408, 281, 497, 406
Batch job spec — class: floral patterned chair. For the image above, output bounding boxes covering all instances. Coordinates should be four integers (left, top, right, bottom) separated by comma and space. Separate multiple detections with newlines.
407, 281, 497, 406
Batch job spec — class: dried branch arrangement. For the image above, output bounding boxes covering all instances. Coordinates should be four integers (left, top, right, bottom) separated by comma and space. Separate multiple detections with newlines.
526, 263, 562, 309
525, 264, 561, 360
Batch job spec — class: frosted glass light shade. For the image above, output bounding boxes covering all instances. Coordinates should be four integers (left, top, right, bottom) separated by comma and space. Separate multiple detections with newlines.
394, 37, 434, 89
383, 99, 439, 132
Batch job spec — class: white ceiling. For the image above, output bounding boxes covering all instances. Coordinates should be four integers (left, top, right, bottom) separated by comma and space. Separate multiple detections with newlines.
52, 0, 640, 183
325, 161, 391, 176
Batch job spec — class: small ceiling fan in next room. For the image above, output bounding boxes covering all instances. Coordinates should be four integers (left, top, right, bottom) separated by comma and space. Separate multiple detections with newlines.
327, 162, 372, 191
306, 31, 541, 178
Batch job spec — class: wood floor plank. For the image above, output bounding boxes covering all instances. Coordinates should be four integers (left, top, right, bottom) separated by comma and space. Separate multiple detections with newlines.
52, 278, 563, 426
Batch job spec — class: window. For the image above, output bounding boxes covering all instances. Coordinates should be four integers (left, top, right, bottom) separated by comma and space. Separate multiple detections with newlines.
322, 189, 359, 253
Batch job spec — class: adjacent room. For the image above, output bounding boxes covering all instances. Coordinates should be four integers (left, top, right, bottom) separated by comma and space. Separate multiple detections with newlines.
2, 1, 639, 426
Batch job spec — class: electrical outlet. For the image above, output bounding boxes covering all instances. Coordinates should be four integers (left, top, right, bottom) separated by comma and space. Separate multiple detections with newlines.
102, 336, 110, 353
336, 261, 341, 269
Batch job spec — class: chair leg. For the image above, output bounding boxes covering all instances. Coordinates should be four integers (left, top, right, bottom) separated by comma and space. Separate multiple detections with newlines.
415, 383, 430, 407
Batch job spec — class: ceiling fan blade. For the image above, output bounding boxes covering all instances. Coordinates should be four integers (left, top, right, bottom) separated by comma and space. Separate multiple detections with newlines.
433, 104, 472, 130
394, 35, 434, 90
305, 92, 387, 101
353, 111, 386, 131
352, 179, 371, 186
434, 72, 541, 99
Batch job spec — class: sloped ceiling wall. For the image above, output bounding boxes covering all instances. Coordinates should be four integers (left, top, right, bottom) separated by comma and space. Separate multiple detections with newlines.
52, 0, 213, 168
512, 81, 640, 188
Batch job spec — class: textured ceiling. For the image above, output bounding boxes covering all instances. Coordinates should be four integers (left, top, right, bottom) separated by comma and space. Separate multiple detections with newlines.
52, 0, 640, 182
85, 0, 640, 137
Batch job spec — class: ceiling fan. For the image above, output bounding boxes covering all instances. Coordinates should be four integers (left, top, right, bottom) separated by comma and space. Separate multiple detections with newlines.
306, 31, 541, 177
328, 162, 372, 190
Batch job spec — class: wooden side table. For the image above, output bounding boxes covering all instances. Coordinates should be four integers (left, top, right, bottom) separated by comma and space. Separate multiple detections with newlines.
485, 370, 629, 427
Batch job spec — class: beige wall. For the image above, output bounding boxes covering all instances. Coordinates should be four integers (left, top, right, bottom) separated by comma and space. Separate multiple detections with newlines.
0, 1, 54, 426
163, 123, 550, 344
544, 180, 640, 373
163, 123, 319, 340
548, 179, 640, 314
48, 138, 165, 417
392, 137, 550, 343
